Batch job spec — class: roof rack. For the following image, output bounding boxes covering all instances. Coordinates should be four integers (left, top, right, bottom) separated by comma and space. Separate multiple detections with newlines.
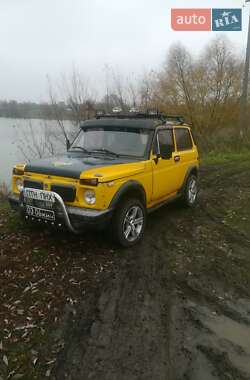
164, 115, 185, 125
95, 111, 185, 125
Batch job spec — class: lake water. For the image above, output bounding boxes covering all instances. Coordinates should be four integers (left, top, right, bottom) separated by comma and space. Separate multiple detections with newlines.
0, 118, 75, 186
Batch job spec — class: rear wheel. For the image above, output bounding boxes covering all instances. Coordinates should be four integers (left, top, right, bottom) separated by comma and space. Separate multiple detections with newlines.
112, 198, 146, 247
182, 174, 198, 207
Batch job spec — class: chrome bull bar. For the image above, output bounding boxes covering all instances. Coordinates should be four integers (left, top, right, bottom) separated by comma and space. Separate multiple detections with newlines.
20, 188, 79, 234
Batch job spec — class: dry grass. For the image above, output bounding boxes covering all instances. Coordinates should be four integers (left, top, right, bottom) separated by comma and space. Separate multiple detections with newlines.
0, 181, 9, 199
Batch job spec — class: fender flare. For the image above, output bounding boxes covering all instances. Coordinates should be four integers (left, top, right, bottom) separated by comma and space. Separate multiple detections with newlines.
178, 165, 199, 196
109, 180, 146, 210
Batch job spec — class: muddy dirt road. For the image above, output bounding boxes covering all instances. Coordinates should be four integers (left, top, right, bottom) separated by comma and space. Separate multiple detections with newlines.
55, 160, 250, 380
1, 159, 250, 380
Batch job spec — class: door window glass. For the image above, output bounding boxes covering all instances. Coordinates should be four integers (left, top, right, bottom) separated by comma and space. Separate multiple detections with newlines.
158, 130, 174, 155
175, 128, 193, 151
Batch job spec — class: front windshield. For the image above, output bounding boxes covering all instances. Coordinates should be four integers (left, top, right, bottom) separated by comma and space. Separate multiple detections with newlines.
70, 127, 152, 158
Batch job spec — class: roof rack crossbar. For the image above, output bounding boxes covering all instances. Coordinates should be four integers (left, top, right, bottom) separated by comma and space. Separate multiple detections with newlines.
95, 112, 185, 124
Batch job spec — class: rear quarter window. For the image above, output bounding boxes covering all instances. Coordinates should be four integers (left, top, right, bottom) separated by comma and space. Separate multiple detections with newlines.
175, 128, 193, 151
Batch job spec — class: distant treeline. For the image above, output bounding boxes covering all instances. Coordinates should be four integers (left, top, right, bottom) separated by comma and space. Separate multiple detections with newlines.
0, 100, 111, 121
0, 100, 70, 120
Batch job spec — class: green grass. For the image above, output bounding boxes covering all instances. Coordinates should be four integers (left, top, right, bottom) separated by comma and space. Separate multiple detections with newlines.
202, 149, 250, 165
0, 197, 29, 234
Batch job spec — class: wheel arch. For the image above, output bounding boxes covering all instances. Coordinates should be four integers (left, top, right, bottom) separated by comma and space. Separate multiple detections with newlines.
189, 166, 198, 177
178, 165, 199, 196
109, 180, 146, 210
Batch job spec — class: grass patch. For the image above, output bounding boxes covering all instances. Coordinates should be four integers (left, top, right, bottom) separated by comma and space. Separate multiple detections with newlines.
0, 197, 29, 234
0, 182, 9, 198
202, 149, 250, 165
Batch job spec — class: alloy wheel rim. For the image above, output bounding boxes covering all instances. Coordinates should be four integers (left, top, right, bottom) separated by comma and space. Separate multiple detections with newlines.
123, 206, 144, 242
188, 178, 197, 204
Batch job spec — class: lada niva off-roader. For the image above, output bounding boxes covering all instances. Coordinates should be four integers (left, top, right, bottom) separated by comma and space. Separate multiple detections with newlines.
9, 113, 199, 247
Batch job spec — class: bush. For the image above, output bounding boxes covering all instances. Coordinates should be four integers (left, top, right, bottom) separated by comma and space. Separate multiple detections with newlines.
0, 182, 9, 200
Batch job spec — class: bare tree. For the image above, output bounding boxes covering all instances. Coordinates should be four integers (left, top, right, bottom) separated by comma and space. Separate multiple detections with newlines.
126, 73, 139, 108
155, 37, 243, 148
47, 67, 97, 147
62, 68, 96, 123
199, 36, 242, 133
101, 67, 157, 112
14, 121, 63, 161
47, 75, 70, 147
110, 68, 127, 110
138, 70, 157, 111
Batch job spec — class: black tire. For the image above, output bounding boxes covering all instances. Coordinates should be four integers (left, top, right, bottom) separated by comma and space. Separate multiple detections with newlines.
182, 174, 198, 207
112, 198, 146, 247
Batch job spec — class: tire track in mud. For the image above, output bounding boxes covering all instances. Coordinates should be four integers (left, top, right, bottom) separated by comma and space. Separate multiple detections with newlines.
173, 297, 250, 380
56, 162, 250, 380
56, 227, 176, 380
168, 164, 250, 380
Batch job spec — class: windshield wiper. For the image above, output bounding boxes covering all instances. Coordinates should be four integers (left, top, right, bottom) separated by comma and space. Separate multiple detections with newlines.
69, 146, 90, 154
90, 148, 120, 157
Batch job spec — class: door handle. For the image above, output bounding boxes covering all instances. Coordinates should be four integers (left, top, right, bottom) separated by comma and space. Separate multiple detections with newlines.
174, 155, 180, 162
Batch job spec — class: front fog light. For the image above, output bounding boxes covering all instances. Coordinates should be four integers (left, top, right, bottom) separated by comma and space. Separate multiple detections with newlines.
84, 190, 96, 205
16, 178, 23, 192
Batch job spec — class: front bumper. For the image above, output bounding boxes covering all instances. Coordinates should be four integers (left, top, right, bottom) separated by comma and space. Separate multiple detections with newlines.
8, 191, 113, 233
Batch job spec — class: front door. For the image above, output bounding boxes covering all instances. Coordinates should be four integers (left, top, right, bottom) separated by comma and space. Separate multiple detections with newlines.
152, 129, 179, 201
174, 127, 196, 189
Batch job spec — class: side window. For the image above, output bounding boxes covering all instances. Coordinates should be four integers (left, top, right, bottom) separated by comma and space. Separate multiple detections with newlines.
175, 128, 193, 151
158, 130, 174, 154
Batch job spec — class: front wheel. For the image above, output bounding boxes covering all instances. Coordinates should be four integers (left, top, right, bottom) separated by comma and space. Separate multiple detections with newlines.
112, 198, 146, 247
182, 174, 198, 207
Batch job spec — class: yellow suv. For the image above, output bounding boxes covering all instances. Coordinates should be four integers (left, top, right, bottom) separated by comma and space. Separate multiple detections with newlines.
9, 113, 199, 247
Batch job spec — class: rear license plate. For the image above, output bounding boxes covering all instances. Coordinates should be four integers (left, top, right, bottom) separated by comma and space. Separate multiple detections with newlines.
26, 205, 55, 221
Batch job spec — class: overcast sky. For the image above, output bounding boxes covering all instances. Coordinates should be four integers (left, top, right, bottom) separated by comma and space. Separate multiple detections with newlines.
0, 0, 248, 102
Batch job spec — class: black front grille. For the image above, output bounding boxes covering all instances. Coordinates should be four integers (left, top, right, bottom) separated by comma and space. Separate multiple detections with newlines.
24, 179, 43, 190
51, 184, 76, 203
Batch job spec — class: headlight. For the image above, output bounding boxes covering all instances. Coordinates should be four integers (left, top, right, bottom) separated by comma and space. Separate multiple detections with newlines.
16, 178, 23, 192
84, 190, 96, 205
13, 167, 24, 175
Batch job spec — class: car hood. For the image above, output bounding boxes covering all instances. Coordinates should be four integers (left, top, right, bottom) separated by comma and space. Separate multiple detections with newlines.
24, 153, 143, 180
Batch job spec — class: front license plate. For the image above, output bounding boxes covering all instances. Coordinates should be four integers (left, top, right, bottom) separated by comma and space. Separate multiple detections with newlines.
23, 188, 55, 203
26, 205, 55, 221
